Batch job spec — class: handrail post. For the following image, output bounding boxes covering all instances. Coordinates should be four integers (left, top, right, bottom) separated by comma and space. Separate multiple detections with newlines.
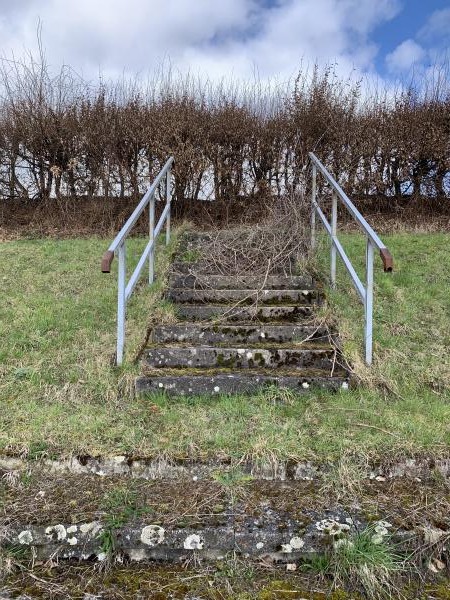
311, 164, 316, 249
365, 238, 374, 365
117, 241, 126, 366
166, 168, 171, 245
330, 191, 337, 288
149, 193, 155, 284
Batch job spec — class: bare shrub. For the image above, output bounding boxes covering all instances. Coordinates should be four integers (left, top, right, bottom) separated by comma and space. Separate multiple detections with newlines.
0, 50, 448, 233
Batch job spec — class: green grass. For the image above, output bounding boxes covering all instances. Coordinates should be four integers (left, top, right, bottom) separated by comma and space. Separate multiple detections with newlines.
302, 525, 404, 598
316, 232, 450, 395
0, 234, 178, 457
0, 232, 449, 461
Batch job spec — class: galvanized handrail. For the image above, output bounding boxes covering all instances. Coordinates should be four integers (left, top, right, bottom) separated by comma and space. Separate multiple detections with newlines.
101, 156, 174, 365
309, 152, 393, 365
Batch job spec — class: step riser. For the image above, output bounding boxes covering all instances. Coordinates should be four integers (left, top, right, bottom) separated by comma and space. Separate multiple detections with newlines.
136, 375, 347, 395
167, 289, 319, 305
169, 274, 314, 290
152, 324, 330, 345
144, 347, 336, 370
170, 262, 298, 276
176, 305, 314, 322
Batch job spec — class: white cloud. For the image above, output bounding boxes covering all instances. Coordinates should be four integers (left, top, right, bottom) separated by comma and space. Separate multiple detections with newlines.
385, 39, 426, 74
0, 0, 401, 83
418, 7, 450, 45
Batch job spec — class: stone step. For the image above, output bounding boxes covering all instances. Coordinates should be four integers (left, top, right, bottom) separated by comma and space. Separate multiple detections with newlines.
171, 262, 296, 277
176, 304, 314, 322
152, 324, 330, 345
136, 371, 348, 395
167, 288, 319, 305
143, 346, 337, 370
169, 274, 314, 290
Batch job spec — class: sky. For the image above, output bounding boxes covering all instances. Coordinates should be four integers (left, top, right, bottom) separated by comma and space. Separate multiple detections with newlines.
0, 0, 448, 86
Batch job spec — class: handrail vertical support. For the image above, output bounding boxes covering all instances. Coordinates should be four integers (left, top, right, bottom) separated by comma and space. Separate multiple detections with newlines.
365, 238, 374, 365
311, 164, 317, 249
330, 191, 337, 288
117, 242, 126, 366
149, 193, 155, 284
166, 168, 171, 245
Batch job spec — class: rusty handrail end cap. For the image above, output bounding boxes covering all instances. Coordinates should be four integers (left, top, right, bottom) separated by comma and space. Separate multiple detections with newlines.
380, 248, 393, 272
101, 250, 115, 273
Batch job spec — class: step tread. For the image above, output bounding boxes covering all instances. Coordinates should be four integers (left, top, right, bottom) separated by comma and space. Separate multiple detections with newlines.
170, 261, 299, 277
136, 372, 348, 395
176, 305, 315, 322
167, 288, 319, 305
169, 274, 315, 290
143, 345, 339, 370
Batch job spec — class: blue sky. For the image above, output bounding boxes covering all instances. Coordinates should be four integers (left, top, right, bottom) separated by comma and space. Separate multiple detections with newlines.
372, 0, 450, 76
0, 0, 448, 85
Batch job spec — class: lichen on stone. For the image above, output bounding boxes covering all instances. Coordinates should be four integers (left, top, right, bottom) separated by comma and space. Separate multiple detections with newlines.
371, 520, 392, 544
79, 522, 103, 538
18, 530, 33, 545
289, 536, 305, 550
281, 535, 305, 553
315, 519, 351, 537
183, 533, 204, 550
45, 524, 67, 541
67, 525, 78, 534
129, 548, 147, 562
140, 525, 165, 546
67, 536, 78, 545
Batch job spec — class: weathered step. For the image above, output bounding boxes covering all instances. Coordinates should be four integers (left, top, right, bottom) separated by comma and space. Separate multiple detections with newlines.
171, 262, 298, 277
136, 371, 348, 395
143, 346, 336, 370
176, 304, 314, 322
169, 274, 314, 290
167, 288, 319, 305
152, 324, 330, 345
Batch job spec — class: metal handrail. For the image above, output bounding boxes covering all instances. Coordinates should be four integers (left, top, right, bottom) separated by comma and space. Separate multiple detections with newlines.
309, 152, 393, 365
101, 156, 174, 365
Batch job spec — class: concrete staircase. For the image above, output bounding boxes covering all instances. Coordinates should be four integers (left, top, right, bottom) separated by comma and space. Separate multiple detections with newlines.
136, 233, 349, 395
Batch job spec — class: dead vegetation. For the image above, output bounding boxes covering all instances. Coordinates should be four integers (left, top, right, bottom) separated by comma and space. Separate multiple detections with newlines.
0, 51, 449, 235
176, 193, 309, 277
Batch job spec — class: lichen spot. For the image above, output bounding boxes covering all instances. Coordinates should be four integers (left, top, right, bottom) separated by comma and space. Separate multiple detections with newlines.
158, 382, 164, 388
45, 524, 67, 541
256, 541, 264, 550
341, 381, 349, 390
302, 382, 310, 389
140, 525, 165, 546
246, 352, 253, 359
129, 548, 147, 562
18, 530, 33, 545
79, 521, 102, 537
183, 533, 204, 550
67, 525, 78, 534
213, 386, 220, 393
289, 536, 304, 550
67, 536, 78, 545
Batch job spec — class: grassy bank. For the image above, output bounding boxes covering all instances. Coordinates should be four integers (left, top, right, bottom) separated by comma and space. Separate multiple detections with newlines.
0, 232, 449, 460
